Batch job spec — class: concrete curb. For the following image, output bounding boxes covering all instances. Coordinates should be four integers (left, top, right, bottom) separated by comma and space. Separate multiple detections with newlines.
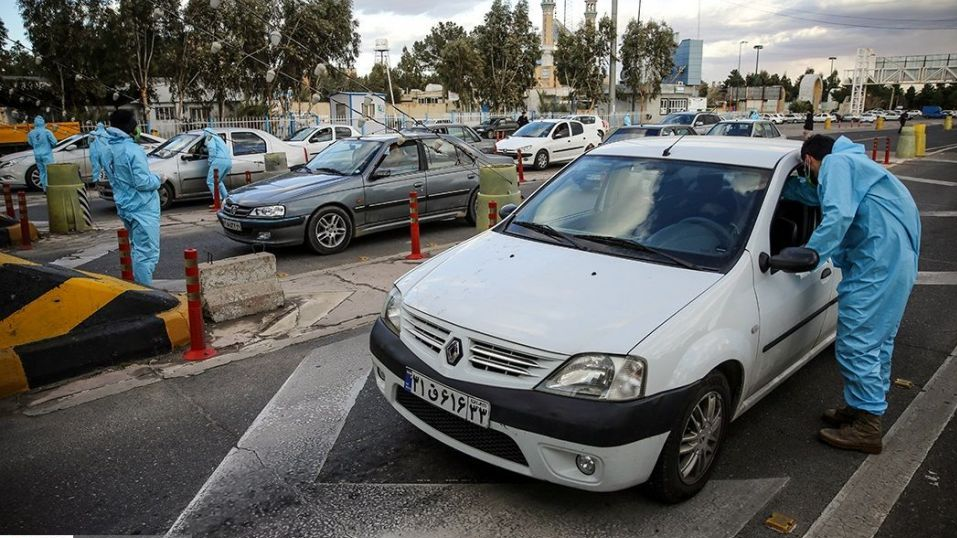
0, 253, 190, 397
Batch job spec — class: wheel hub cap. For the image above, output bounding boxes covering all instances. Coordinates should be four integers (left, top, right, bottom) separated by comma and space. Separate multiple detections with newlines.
678, 391, 723, 485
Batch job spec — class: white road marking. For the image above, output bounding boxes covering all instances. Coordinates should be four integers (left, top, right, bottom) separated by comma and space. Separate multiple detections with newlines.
920, 210, 957, 217
899, 176, 957, 187
50, 242, 114, 269
917, 272, 957, 286
805, 349, 957, 538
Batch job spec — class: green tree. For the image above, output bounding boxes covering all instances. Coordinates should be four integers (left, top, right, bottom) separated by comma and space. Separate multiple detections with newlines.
412, 22, 467, 78
471, 0, 541, 111
437, 37, 483, 109
822, 69, 840, 96
789, 100, 812, 113
903, 86, 917, 108
619, 18, 676, 113
723, 69, 744, 88
394, 46, 426, 91
554, 16, 614, 110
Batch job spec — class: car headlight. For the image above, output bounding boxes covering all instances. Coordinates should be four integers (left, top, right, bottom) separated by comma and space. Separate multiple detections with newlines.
518, 146, 532, 153
249, 205, 285, 218
381, 287, 402, 334
0, 159, 16, 168
537, 354, 646, 401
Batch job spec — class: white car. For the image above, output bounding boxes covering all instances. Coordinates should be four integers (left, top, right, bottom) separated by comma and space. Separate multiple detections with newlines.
98, 127, 307, 209
812, 113, 837, 123
883, 111, 901, 121
761, 113, 784, 124
706, 119, 785, 138
564, 114, 609, 138
285, 124, 360, 160
495, 119, 601, 170
906, 110, 922, 118
860, 113, 877, 123
784, 113, 804, 124
0, 132, 165, 190
371, 137, 840, 502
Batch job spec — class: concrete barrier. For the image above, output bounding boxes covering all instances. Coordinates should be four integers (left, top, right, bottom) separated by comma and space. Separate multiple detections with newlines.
0, 214, 39, 248
199, 252, 285, 323
0, 253, 189, 397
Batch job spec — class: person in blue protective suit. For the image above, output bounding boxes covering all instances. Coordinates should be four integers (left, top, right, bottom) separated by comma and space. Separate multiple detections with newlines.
107, 110, 161, 286
749, 110, 761, 119
782, 134, 920, 454
88, 122, 111, 183
27, 116, 58, 191
623, 113, 632, 126
202, 128, 230, 203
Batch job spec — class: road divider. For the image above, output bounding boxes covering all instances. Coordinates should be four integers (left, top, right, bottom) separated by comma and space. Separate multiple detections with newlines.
406, 191, 425, 261
0, 253, 189, 398
184, 249, 216, 361
198, 251, 284, 323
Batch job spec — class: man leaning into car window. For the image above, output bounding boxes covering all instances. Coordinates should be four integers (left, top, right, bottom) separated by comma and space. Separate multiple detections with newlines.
781, 134, 920, 455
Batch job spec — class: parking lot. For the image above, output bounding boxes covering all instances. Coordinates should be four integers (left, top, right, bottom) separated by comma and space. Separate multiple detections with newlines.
1, 125, 955, 537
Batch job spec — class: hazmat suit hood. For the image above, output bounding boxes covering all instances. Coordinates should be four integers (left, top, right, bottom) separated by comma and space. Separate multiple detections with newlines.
106, 126, 132, 144
202, 127, 219, 140
95, 122, 106, 134
831, 135, 865, 156
34, 116, 46, 128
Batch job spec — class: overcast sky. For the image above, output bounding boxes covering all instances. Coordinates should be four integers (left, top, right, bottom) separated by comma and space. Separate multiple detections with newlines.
2, 0, 955, 85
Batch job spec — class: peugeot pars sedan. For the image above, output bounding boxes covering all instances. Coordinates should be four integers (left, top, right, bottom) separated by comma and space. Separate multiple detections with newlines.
370, 136, 840, 502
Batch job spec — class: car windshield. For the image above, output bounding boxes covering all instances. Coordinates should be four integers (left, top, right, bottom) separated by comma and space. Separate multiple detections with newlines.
287, 127, 315, 142
304, 139, 382, 175
661, 114, 695, 125
54, 134, 84, 149
150, 133, 200, 159
513, 121, 554, 138
707, 123, 753, 137
505, 155, 772, 271
605, 128, 657, 143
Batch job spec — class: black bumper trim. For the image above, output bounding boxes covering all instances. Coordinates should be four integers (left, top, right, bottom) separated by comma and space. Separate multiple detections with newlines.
370, 319, 696, 448
216, 213, 306, 230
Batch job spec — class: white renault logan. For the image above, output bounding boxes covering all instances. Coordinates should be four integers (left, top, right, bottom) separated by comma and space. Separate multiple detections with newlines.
370, 136, 840, 502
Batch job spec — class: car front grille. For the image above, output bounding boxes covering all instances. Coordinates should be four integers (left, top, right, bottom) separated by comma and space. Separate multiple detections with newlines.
469, 340, 550, 378
404, 311, 451, 354
222, 203, 252, 217
396, 389, 527, 466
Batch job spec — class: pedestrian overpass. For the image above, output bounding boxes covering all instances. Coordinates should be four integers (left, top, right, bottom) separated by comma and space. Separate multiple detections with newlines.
846, 48, 957, 115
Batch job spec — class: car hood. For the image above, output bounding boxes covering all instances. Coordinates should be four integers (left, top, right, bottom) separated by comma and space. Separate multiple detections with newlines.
400, 232, 722, 356
496, 137, 545, 150
1, 149, 34, 163
225, 171, 350, 205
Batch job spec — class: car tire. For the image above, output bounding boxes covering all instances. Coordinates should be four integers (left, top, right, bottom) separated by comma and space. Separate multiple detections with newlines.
598, 129, 605, 139
305, 205, 353, 255
25, 165, 41, 191
465, 187, 479, 226
534, 150, 550, 170
585, 144, 595, 153
159, 182, 174, 211
647, 370, 731, 504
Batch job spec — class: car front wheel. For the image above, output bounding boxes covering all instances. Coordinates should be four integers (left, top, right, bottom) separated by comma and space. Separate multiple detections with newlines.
306, 206, 353, 255
534, 150, 550, 170
647, 370, 731, 503
159, 183, 174, 210
25, 165, 41, 191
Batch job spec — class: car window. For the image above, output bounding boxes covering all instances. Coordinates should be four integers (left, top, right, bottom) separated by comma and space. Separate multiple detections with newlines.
288, 127, 314, 142
426, 138, 461, 170
507, 155, 772, 271
753, 123, 767, 137
335, 127, 353, 139
310, 128, 333, 143
605, 129, 648, 143
578, 116, 595, 124
514, 121, 554, 137
770, 166, 822, 255
69, 136, 90, 149
553, 122, 570, 138
447, 127, 467, 139
231, 132, 267, 156
708, 123, 753, 137
571, 122, 584, 136
464, 127, 482, 143
378, 141, 421, 175
306, 139, 381, 175
767, 124, 782, 137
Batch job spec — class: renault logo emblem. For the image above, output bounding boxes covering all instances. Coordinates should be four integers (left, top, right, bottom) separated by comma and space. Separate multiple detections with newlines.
445, 338, 463, 366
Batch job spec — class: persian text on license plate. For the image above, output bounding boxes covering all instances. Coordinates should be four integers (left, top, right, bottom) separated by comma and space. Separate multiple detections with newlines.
404, 369, 490, 428
221, 218, 242, 232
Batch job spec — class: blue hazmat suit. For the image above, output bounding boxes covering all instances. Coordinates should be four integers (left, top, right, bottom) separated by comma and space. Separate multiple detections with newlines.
783, 135, 920, 416
203, 128, 230, 201
106, 127, 161, 286
89, 122, 111, 183
623, 114, 632, 126
27, 116, 58, 191
749, 110, 761, 119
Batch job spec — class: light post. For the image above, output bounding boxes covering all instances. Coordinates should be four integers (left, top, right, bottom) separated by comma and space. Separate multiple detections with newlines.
753, 44, 764, 113
737, 41, 748, 76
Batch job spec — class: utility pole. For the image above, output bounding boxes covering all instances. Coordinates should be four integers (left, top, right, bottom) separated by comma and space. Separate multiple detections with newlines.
738, 41, 748, 76
753, 44, 763, 77
609, 0, 618, 120
828, 56, 837, 76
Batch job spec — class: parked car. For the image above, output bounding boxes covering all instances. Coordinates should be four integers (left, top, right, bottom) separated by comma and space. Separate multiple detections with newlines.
860, 113, 877, 123
98, 128, 306, 210
603, 124, 696, 144
217, 132, 512, 254
285, 124, 360, 160
761, 114, 784, 124
0, 132, 165, 190
564, 114, 609, 138
921, 106, 946, 119
495, 119, 602, 170
784, 113, 804, 124
660, 111, 723, 134
475, 117, 520, 139
370, 136, 839, 502
882, 111, 901, 121
706, 120, 784, 138
415, 123, 496, 154
906, 110, 922, 118
812, 113, 837, 123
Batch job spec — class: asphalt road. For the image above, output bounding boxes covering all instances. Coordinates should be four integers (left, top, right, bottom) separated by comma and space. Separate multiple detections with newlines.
1, 125, 955, 536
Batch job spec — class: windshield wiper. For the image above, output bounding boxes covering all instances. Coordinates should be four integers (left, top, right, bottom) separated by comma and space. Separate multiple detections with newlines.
571, 234, 706, 270
511, 221, 587, 250
310, 167, 344, 175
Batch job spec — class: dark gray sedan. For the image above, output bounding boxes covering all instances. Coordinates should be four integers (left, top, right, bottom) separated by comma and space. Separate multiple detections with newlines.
217, 132, 501, 254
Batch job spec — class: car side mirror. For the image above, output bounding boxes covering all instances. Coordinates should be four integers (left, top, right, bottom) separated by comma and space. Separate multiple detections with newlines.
64, 144, 77, 151
499, 203, 517, 220
695, 121, 705, 127
553, 132, 567, 139
761, 247, 819, 273
371, 169, 391, 180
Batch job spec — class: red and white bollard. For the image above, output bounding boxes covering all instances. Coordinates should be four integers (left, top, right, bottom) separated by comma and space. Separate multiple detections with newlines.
3, 184, 14, 218
871, 138, 878, 161
245, 170, 252, 185
183, 248, 217, 361
884, 137, 891, 165
211, 168, 222, 212
406, 191, 425, 260
488, 200, 498, 229
516, 149, 525, 184
17, 191, 31, 250
117, 229, 134, 282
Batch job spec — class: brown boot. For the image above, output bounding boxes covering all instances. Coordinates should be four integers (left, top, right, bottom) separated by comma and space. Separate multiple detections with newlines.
819, 412, 883, 454
821, 406, 858, 427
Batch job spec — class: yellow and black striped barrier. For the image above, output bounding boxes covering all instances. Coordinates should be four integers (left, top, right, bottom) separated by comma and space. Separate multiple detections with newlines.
0, 253, 189, 398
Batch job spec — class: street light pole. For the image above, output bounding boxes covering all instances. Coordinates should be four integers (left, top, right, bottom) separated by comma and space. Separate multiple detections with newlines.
609, 0, 618, 120
753, 44, 763, 77
737, 40, 747, 75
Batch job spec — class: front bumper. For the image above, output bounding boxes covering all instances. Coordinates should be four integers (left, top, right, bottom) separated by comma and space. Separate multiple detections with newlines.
216, 211, 307, 247
496, 149, 534, 165
369, 319, 693, 492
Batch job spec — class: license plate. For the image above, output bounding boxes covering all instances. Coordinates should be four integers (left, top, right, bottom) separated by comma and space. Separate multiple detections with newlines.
404, 369, 490, 428
221, 218, 242, 232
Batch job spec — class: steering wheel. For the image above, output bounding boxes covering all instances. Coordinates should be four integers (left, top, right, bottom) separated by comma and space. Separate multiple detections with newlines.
674, 217, 734, 249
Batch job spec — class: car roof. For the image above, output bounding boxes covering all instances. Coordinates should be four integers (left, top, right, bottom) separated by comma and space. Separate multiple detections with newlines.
185, 127, 274, 136
615, 124, 673, 129
531, 118, 575, 124
425, 123, 471, 129
590, 136, 800, 169
715, 119, 767, 124
359, 131, 437, 142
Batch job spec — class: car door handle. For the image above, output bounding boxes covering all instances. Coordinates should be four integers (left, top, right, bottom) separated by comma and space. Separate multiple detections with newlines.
467, 173, 476, 179
821, 268, 832, 279
413, 182, 424, 188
